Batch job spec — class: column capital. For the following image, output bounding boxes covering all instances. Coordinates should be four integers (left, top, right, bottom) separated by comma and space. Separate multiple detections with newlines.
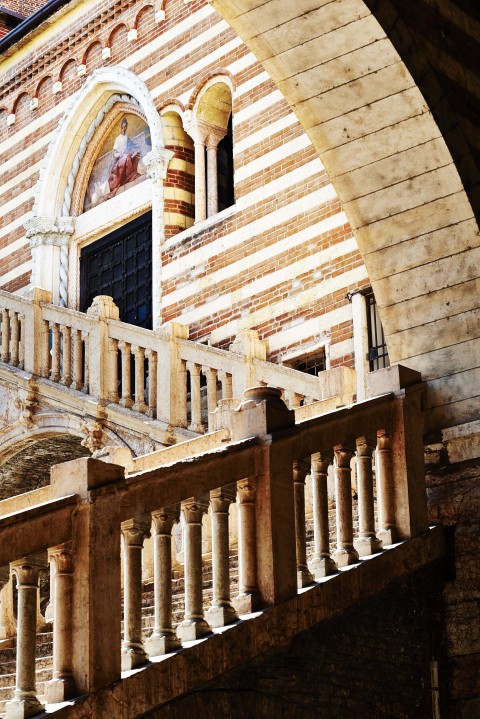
356, 435, 376, 456
25, 215, 75, 248
144, 148, 174, 182
184, 115, 226, 146
181, 498, 209, 523
10, 556, 48, 586
48, 544, 74, 575
333, 444, 355, 467
151, 507, 180, 534
210, 484, 236, 512
311, 450, 333, 473
237, 478, 256, 503
121, 517, 151, 546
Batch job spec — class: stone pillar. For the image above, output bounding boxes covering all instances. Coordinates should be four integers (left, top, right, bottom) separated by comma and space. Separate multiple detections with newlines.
50, 457, 124, 695
86, 295, 120, 403
309, 452, 336, 578
354, 437, 382, 556
206, 127, 226, 217
293, 460, 315, 588
206, 486, 238, 627
333, 445, 359, 567
45, 545, 75, 703
234, 479, 259, 614
177, 499, 211, 641
121, 517, 151, 671
144, 148, 173, 329
0, 567, 14, 640
350, 290, 370, 401
25, 216, 74, 307
146, 508, 180, 656
6, 556, 47, 719
376, 431, 397, 545
2, 309, 10, 363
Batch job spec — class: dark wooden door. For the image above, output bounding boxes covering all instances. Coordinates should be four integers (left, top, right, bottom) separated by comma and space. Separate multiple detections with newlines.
80, 213, 152, 329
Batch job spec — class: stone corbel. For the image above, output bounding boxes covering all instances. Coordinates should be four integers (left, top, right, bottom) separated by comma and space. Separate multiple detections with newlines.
14, 385, 38, 431
79, 420, 105, 453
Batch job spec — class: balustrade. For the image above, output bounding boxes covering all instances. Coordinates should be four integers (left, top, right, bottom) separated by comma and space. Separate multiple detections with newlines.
0, 370, 427, 713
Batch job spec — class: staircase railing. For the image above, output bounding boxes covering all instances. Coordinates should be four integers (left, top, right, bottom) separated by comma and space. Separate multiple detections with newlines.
0, 366, 427, 717
0, 289, 355, 434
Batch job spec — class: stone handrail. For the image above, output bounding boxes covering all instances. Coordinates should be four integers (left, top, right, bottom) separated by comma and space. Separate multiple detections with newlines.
0, 289, 356, 434
0, 367, 427, 717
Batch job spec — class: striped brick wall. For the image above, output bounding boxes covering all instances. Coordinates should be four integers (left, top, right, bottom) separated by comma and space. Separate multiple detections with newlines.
0, 0, 371, 366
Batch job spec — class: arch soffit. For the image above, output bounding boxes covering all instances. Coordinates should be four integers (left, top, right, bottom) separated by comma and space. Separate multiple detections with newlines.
34, 67, 164, 217
209, 3, 479, 321
190, 74, 234, 131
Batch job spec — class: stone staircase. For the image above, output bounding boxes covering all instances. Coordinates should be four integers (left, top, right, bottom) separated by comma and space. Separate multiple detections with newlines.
0, 502, 346, 716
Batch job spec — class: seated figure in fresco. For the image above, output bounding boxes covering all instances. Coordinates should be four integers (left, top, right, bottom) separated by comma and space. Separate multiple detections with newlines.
105, 117, 141, 198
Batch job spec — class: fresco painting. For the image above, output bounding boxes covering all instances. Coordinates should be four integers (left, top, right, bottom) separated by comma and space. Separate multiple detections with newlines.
83, 113, 151, 212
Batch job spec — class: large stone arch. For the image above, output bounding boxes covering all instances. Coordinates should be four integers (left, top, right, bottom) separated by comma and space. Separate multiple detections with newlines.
209, 0, 480, 432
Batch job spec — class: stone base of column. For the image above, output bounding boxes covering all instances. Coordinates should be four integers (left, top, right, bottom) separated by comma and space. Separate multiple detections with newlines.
6, 695, 45, 719
334, 547, 359, 567
205, 603, 239, 628
119, 398, 134, 409
146, 631, 181, 656
308, 556, 337, 579
297, 567, 315, 589
176, 617, 211, 642
133, 401, 148, 414
354, 536, 383, 556
188, 423, 204, 434
377, 528, 397, 546
121, 645, 148, 672
232, 592, 262, 615
44, 677, 75, 703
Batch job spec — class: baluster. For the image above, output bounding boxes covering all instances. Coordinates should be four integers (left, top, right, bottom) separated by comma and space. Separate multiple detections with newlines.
206, 487, 238, 627
354, 436, 382, 556
333, 445, 359, 567
72, 330, 83, 390
45, 545, 75, 702
177, 498, 211, 641
108, 339, 119, 404
145, 349, 157, 418
119, 341, 133, 408
187, 363, 203, 433
234, 479, 259, 613
293, 460, 315, 588
10, 313, 19, 367
132, 346, 148, 413
121, 517, 151, 671
50, 323, 61, 383
1, 309, 10, 364
82, 332, 89, 393
376, 430, 397, 545
5, 556, 47, 719
219, 371, 233, 400
60, 326, 72, 386
146, 508, 180, 656
309, 452, 336, 578
203, 366, 218, 431
18, 315, 25, 369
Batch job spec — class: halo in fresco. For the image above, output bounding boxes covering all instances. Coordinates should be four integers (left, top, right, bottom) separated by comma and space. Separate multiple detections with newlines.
83, 113, 151, 212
